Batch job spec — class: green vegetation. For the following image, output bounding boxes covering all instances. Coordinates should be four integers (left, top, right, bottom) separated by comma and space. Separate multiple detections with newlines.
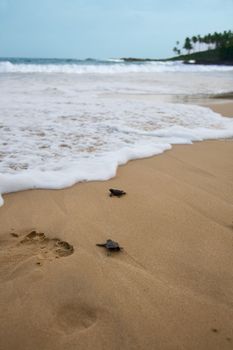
122, 30, 233, 65
173, 30, 233, 55
169, 45, 233, 65
171, 30, 233, 65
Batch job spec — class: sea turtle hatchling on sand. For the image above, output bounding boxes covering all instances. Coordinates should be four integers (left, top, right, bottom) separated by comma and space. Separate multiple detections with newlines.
109, 188, 126, 197
96, 239, 123, 251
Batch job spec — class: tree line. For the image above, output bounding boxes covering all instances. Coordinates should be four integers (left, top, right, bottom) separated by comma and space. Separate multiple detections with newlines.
173, 30, 233, 56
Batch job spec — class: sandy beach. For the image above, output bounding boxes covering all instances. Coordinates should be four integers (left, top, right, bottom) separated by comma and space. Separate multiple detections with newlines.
0, 102, 233, 350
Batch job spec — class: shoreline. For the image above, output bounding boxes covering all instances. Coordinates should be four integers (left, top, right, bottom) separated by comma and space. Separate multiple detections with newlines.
0, 101, 233, 350
0, 101, 232, 207
206, 101, 233, 117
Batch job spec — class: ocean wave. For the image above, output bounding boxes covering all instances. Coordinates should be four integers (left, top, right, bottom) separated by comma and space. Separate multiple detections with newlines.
1, 102, 233, 206
0, 60, 233, 74
0, 57, 233, 206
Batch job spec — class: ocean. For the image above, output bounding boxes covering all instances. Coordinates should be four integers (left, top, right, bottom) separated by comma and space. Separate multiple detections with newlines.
0, 58, 233, 205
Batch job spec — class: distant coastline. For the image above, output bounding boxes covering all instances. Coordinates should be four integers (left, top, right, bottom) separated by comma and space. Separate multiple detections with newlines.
122, 45, 233, 66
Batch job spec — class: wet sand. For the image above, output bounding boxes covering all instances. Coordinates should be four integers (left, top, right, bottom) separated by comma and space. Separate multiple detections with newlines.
0, 102, 233, 350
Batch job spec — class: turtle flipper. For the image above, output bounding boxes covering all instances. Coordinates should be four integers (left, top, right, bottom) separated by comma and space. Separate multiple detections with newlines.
96, 243, 107, 247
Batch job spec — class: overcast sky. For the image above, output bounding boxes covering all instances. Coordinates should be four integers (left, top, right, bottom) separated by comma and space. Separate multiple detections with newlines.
0, 0, 232, 59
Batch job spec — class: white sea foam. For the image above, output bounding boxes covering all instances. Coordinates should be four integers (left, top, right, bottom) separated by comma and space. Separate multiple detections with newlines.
107, 58, 125, 63
1, 95, 233, 206
0, 60, 233, 74
0, 62, 233, 206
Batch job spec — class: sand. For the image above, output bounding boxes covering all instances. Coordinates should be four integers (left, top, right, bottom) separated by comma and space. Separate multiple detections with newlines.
206, 101, 233, 118
0, 102, 233, 350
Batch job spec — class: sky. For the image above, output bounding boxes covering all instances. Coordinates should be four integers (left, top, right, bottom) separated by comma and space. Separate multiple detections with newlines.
0, 0, 232, 59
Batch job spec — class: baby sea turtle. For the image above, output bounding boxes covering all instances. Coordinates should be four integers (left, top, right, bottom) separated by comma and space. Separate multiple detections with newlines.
96, 239, 123, 251
109, 188, 126, 197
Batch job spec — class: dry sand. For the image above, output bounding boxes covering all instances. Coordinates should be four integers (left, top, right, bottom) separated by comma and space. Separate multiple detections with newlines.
0, 102, 233, 350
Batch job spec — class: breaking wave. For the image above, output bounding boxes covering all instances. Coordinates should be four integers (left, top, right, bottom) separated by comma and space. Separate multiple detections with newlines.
1, 59, 233, 74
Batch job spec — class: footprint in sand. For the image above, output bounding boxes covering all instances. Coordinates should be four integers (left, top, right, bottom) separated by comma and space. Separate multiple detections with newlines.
0, 230, 74, 281
20, 231, 74, 258
57, 303, 97, 334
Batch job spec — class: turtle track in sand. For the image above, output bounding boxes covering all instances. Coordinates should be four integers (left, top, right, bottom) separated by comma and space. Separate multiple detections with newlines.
0, 230, 74, 281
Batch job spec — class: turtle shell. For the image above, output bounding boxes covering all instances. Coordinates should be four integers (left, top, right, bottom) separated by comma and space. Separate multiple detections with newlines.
105, 239, 121, 250
96, 239, 122, 251
109, 188, 126, 197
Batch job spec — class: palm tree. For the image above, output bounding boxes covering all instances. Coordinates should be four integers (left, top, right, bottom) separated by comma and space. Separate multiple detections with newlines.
173, 47, 178, 55
213, 32, 218, 49
173, 30, 233, 56
183, 37, 193, 54
197, 34, 201, 51
207, 33, 212, 50
192, 36, 198, 52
